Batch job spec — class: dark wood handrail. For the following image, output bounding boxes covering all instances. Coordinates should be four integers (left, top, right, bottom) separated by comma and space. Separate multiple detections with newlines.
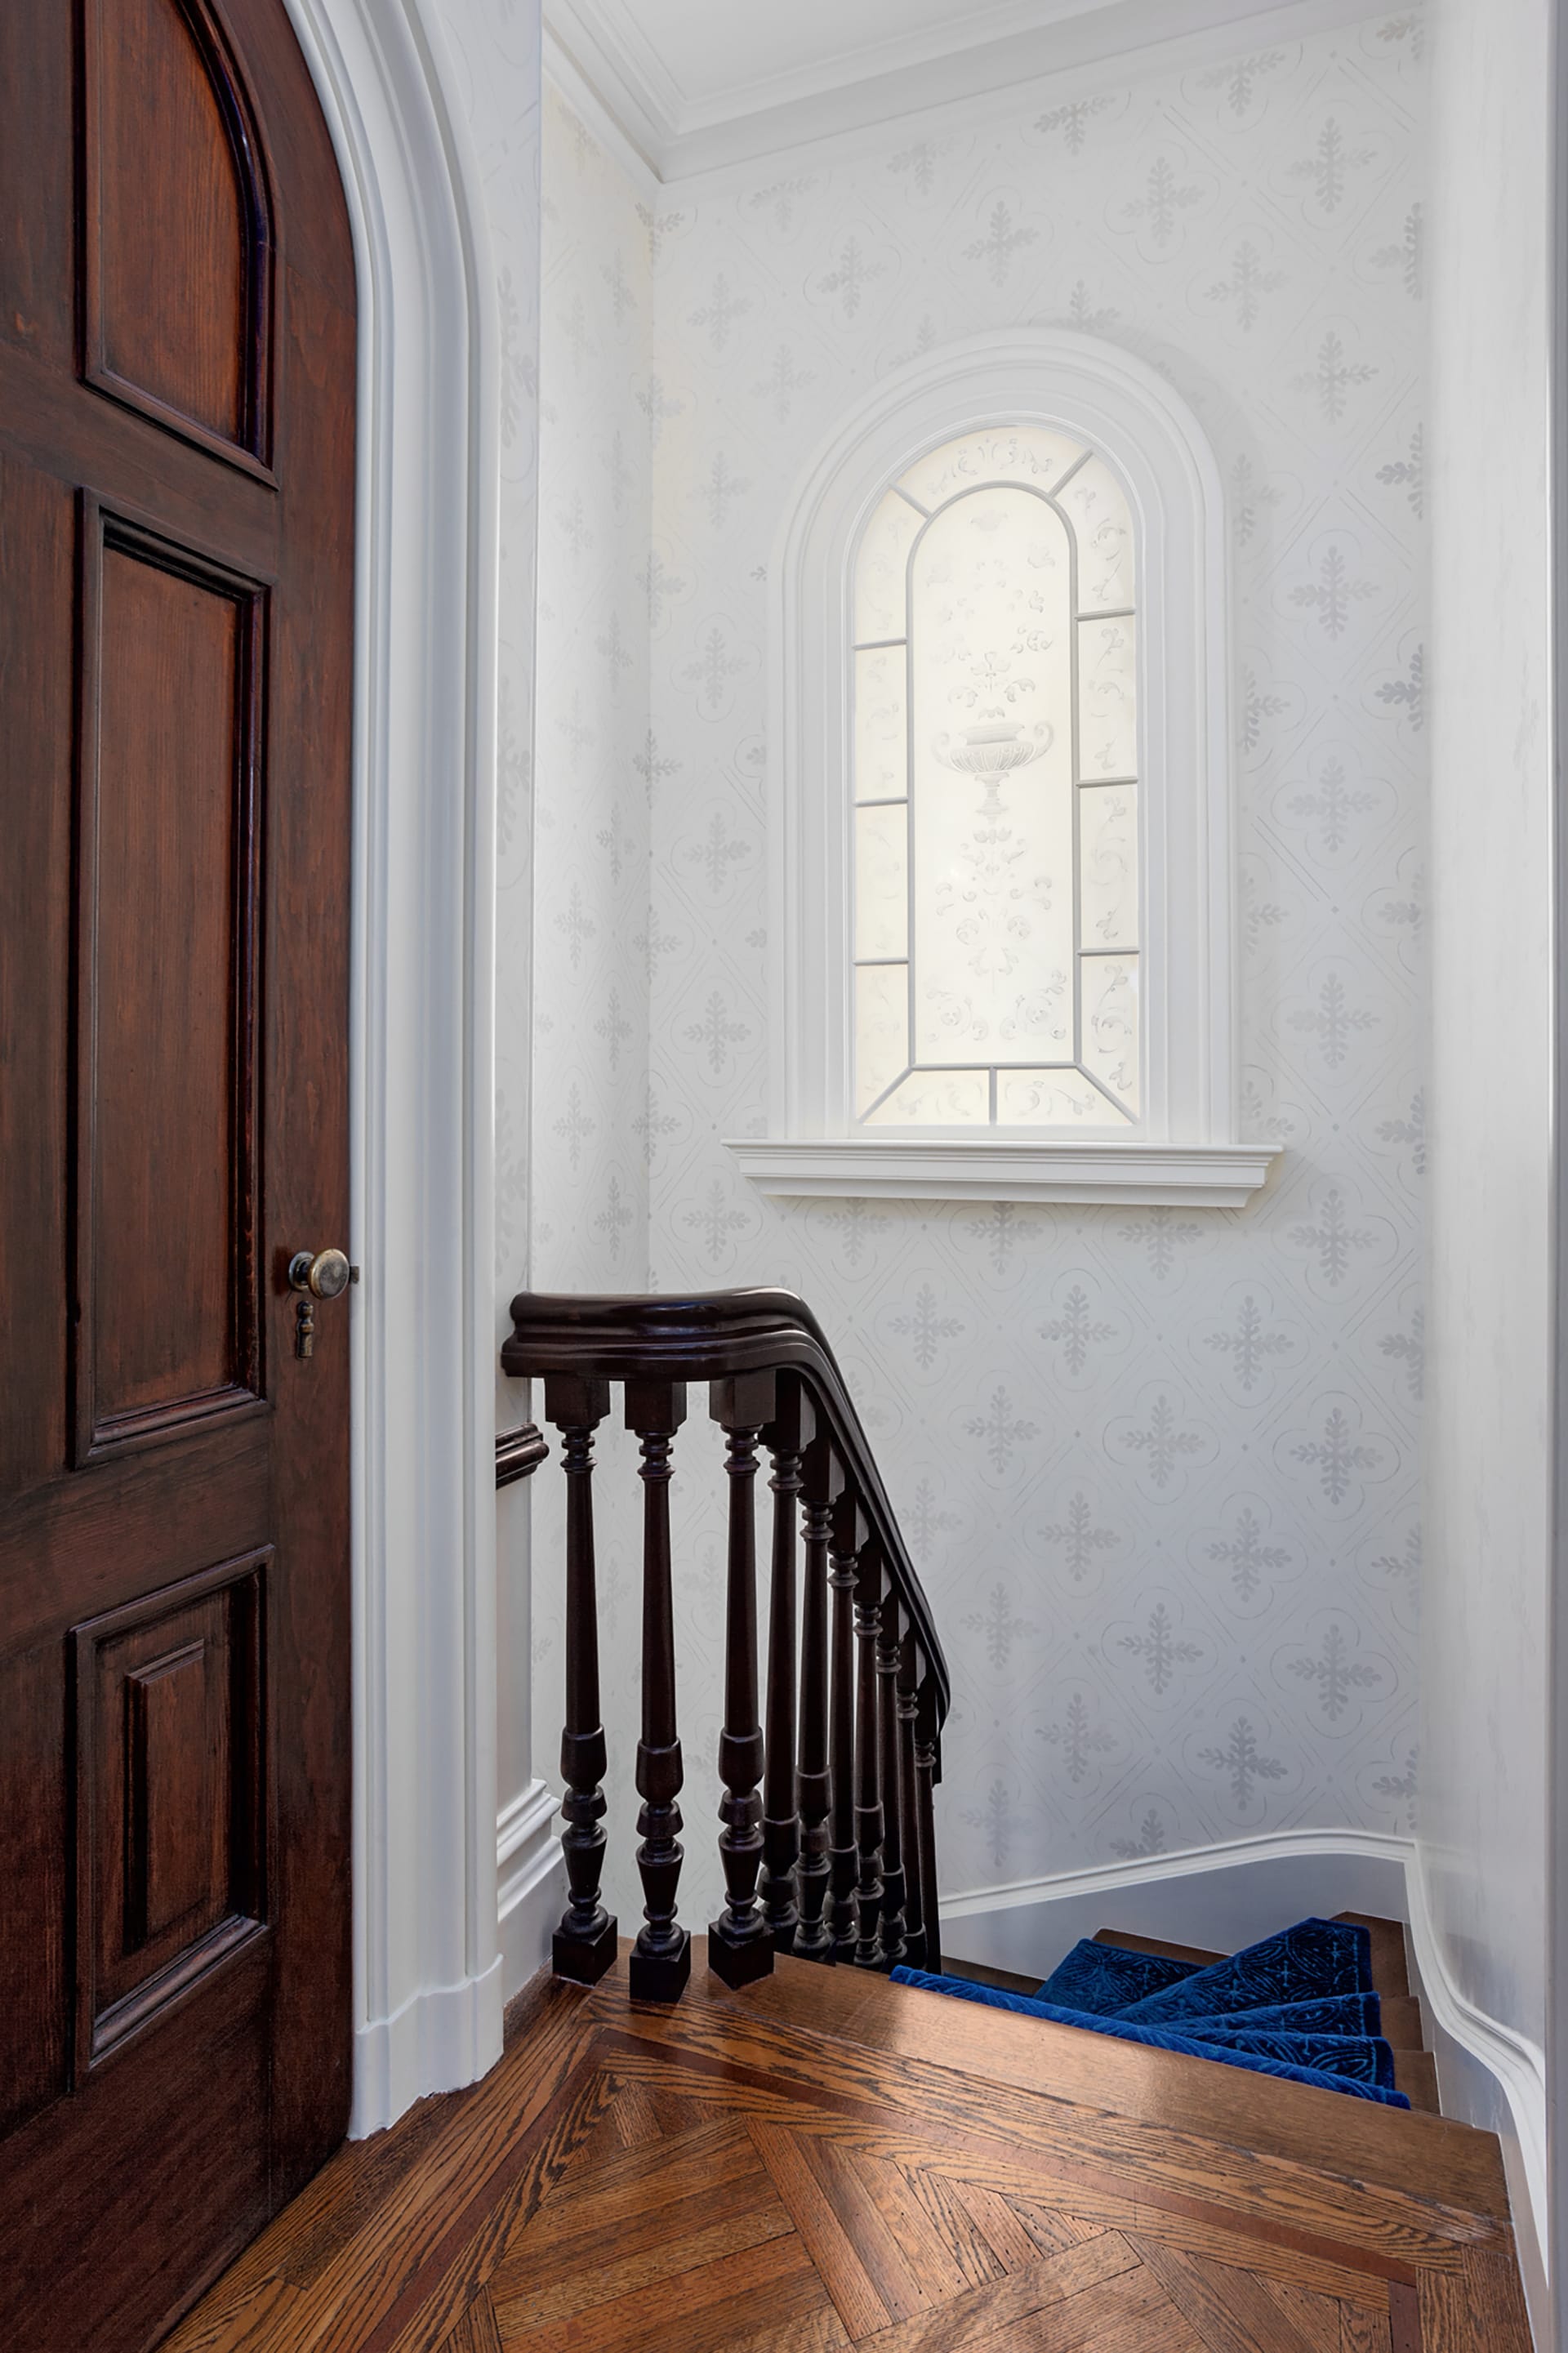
501, 1286, 950, 1741
496, 1422, 549, 1486
504, 1284, 949, 2000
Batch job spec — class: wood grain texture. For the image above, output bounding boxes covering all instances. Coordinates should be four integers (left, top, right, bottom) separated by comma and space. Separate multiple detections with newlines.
1415, 2270, 1474, 2351
85, 0, 257, 455
439, 2293, 504, 2353
1456, 2247, 1534, 2351
169, 1953, 1530, 2353
1341, 2300, 1395, 2352
1262, 2272, 1346, 2353
0, 0, 354, 2343
953, 2178, 1061, 2270
602, 1990, 1498, 2262
712, 1941, 1506, 2218
1134, 2235, 1327, 2353
1388, 2279, 1423, 2353
852, 2232, 1143, 2353
751, 2118, 891, 2337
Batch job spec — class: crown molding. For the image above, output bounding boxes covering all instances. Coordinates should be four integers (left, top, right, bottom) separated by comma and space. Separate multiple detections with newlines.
543, 25, 663, 197
545, 0, 1397, 185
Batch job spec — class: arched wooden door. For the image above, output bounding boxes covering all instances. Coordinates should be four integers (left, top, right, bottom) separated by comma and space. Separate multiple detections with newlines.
0, 2, 355, 2342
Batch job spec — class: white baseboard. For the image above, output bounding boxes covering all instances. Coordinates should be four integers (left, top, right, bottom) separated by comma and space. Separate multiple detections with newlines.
940, 1827, 1414, 1976
1403, 1852, 1550, 2339
942, 1828, 1548, 2343
348, 1780, 564, 2137
350, 1952, 504, 2139
498, 1777, 567, 2003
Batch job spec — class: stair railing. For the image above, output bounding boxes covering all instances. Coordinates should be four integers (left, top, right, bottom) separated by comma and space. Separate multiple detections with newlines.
501, 1287, 950, 2002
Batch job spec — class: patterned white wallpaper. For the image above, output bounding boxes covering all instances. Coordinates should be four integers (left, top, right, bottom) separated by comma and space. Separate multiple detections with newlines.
532, 11, 1429, 1936
533, 97, 653, 1300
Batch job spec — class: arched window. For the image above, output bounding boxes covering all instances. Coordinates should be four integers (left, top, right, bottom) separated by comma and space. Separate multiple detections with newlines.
733, 330, 1276, 1208
853, 428, 1141, 1132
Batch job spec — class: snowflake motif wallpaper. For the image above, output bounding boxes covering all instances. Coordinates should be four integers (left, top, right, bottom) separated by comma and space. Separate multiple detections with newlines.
530, 10, 1428, 1932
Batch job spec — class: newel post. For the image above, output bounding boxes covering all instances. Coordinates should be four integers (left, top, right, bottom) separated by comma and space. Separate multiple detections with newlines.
626, 1379, 691, 2002
542, 1371, 617, 1985
707, 1370, 776, 1988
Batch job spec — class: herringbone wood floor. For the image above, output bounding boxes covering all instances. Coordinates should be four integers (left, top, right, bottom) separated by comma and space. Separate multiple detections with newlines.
163, 1945, 1533, 2353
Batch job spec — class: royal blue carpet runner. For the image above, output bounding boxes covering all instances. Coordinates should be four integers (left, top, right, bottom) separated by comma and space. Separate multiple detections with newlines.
892, 1915, 1409, 2108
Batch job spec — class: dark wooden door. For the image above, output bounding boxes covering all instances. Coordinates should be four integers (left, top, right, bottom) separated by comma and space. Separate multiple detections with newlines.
0, 2, 355, 2343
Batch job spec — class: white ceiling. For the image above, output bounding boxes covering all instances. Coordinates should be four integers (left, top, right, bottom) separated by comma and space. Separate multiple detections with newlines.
551, 0, 1126, 131
544, 0, 1370, 179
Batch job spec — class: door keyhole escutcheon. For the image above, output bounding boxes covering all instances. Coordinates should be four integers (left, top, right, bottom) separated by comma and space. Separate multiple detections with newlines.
288, 1248, 357, 1357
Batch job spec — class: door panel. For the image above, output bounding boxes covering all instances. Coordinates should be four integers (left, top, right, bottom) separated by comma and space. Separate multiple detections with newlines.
0, 1, 354, 2342
77, 512, 265, 1455
0, 1644, 70, 2137
74, 1552, 266, 2064
0, 452, 74, 1499
82, 0, 273, 467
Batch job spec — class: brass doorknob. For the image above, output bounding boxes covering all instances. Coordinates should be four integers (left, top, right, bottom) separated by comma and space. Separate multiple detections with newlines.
288, 1246, 355, 1300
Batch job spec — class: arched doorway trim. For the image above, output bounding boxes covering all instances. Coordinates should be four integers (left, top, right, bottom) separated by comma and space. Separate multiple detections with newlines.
281, 0, 510, 2137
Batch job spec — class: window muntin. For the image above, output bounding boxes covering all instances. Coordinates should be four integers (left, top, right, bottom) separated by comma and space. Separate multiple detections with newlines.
850, 428, 1139, 1130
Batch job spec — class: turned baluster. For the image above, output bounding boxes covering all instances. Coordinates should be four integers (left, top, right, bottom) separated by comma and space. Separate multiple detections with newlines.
794, 1435, 840, 1962
852, 1541, 884, 1967
706, 1371, 776, 1988
897, 1631, 924, 1969
626, 1379, 691, 2002
914, 1678, 942, 1976
761, 1381, 810, 1951
826, 1490, 862, 1963
543, 1373, 617, 1984
876, 1590, 907, 1968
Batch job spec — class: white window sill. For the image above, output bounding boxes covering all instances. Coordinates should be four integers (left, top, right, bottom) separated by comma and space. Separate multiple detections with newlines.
727, 1136, 1281, 1208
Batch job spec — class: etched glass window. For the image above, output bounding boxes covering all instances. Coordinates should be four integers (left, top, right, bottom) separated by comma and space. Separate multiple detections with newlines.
851, 427, 1139, 1129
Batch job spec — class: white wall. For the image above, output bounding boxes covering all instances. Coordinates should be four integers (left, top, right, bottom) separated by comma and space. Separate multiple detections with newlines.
564, 15, 1431, 1935
524, 90, 662, 1903
1423, 0, 1554, 2309
532, 91, 654, 1303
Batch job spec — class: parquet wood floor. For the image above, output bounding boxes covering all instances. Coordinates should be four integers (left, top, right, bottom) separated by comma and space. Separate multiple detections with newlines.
163, 1944, 1533, 2353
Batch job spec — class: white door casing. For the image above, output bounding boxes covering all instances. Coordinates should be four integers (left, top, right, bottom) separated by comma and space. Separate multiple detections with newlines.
281, 0, 533, 2136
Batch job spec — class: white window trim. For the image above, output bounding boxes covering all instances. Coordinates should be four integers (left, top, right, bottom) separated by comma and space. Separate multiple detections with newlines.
728, 328, 1277, 1210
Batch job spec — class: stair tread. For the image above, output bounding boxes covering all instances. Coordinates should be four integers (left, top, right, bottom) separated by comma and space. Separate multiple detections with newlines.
1332, 1910, 1412, 1998
1087, 1929, 1224, 1967
942, 1954, 1043, 1998
716, 1945, 1507, 2218
1379, 1994, 1424, 2049
1092, 1927, 1225, 1968
933, 1950, 1423, 2047
950, 1914, 1441, 2120
1395, 2047, 1441, 2115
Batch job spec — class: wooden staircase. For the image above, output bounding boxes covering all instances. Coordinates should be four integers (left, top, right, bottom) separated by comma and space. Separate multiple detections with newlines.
157, 1288, 1510, 2348
166, 1937, 1533, 2352
949, 1911, 1441, 2115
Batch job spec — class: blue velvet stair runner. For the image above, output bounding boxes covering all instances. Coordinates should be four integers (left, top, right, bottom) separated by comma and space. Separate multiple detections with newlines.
892, 1916, 1410, 2109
